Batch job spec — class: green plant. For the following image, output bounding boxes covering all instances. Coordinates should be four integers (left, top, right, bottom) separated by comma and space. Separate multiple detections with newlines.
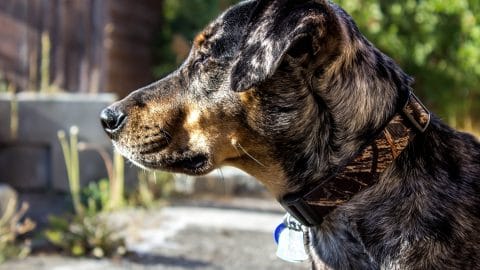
9, 93, 18, 140
153, 0, 240, 78
129, 171, 175, 208
53, 125, 175, 257
45, 214, 125, 258
40, 32, 51, 93
133, 173, 155, 207
82, 179, 110, 215
336, 0, 480, 127
0, 200, 36, 263
149, 171, 175, 199
0, 72, 19, 140
59, 127, 127, 214
76, 141, 126, 212
57, 126, 84, 215
50, 126, 128, 258
108, 152, 125, 211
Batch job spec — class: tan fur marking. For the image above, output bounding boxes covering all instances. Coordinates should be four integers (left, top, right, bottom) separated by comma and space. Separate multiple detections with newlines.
239, 90, 255, 104
183, 104, 289, 196
194, 31, 207, 47
225, 135, 289, 197
235, 91, 290, 196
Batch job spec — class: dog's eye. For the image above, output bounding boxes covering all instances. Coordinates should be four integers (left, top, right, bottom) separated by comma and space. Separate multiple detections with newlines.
193, 54, 208, 69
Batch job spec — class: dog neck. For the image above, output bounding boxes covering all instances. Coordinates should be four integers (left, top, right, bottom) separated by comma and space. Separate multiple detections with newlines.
279, 92, 431, 226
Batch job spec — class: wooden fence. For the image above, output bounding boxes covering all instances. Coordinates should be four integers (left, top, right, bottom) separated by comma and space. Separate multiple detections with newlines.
0, 0, 162, 97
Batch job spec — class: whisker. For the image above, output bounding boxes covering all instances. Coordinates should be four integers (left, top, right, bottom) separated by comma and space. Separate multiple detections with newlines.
218, 167, 226, 196
232, 143, 242, 158
218, 168, 225, 183
236, 142, 266, 167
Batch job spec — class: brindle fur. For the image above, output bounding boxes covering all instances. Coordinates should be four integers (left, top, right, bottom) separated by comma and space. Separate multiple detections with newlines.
103, 1, 480, 269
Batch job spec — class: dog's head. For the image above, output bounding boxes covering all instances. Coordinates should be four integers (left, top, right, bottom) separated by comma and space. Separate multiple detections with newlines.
101, 0, 410, 197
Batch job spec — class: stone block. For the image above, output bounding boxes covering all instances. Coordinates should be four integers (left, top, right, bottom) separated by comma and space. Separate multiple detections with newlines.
0, 144, 49, 190
15, 92, 115, 146
0, 93, 12, 141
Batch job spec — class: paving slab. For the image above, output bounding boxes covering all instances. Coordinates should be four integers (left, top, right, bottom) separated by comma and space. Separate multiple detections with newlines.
0, 198, 310, 270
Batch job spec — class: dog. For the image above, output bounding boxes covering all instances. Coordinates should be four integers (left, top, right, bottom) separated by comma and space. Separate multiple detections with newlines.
100, 0, 480, 269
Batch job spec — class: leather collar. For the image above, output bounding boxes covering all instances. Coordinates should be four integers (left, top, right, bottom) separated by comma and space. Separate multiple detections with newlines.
280, 92, 431, 226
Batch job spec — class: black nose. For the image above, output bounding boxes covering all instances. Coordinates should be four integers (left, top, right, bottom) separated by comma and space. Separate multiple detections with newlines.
100, 107, 127, 136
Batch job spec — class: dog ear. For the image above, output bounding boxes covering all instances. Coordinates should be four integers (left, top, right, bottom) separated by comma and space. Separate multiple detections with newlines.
230, 0, 337, 92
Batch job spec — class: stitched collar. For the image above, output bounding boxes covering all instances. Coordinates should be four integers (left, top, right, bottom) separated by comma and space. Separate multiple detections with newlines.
280, 92, 431, 226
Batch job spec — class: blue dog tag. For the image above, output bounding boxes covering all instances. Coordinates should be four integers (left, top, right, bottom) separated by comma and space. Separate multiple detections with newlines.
274, 214, 308, 263
274, 223, 286, 244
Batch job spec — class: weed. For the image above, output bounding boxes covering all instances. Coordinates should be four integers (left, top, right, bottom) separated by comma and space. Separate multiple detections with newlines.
129, 171, 174, 208
0, 200, 36, 263
45, 214, 125, 258
57, 126, 84, 215
47, 126, 127, 258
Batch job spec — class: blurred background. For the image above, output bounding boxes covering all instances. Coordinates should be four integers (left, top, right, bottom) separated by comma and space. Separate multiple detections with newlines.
0, 0, 478, 269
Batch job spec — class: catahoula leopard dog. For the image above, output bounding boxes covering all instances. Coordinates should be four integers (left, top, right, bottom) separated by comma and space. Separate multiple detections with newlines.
100, 0, 480, 269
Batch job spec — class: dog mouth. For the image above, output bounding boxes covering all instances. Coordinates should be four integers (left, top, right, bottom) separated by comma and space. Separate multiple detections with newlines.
166, 154, 210, 173
134, 153, 212, 175
113, 130, 213, 175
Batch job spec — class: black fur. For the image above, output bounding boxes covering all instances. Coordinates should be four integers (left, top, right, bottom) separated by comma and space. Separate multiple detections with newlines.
102, 1, 480, 269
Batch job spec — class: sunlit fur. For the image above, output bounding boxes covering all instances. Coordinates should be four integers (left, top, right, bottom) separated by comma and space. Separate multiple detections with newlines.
104, 1, 480, 269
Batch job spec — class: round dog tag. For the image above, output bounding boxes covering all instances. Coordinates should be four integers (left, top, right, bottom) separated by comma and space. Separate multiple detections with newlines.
274, 215, 308, 263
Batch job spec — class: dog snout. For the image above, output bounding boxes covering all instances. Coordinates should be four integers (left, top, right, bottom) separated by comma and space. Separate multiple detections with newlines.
100, 106, 127, 138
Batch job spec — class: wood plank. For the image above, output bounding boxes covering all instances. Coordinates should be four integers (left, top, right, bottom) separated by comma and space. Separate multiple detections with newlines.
0, 0, 162, 96
109, 0, 161, 26
0, 0, 30, 91
89, 0, 106, 93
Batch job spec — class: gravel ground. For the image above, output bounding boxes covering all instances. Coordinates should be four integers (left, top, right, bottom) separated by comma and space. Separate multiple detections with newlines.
0, 198, 310, 270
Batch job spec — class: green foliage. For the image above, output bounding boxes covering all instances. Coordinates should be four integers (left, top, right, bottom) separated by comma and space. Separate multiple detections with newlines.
53, 124, 178, 258
39, 32, 61, 93
53, 126, 128, 258
129, 171, 175, 208
45, 214, 126, 258
58, 127, 128, 215
45, 185, 127, 258
108, 152, 125, 211
52, 125, 177, 258
57, 127, 84, 216
40, 32, 51, 93
336, 0, 480, 126
82, 179, 110, 215
153, 0, 240, 77
0, 202, 35, 263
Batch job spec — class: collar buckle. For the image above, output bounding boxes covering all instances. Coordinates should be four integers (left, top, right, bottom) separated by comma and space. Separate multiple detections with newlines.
402, 92, 431, 133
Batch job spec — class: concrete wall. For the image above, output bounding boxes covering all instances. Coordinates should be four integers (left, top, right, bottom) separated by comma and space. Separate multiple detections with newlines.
0, 92, 134, 192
